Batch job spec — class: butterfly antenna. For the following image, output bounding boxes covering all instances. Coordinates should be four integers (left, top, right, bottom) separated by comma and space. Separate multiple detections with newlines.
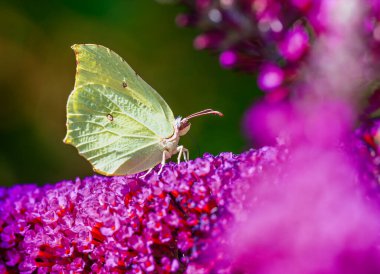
179, 109, 223, 133
185, 109, 223, 120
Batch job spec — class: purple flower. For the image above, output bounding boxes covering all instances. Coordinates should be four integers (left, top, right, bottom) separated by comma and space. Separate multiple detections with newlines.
172, 0, 380, 103
219, 50, 237, 68
278, 26, 309, 61
0, 148, 284, 272
174, 0, 313, 98
356, 119, 380, 187
257, 63, 284, 91
2, 141, 380, 272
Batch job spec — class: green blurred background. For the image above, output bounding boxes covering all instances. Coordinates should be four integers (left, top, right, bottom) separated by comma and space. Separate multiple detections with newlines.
0, 0, 258, 186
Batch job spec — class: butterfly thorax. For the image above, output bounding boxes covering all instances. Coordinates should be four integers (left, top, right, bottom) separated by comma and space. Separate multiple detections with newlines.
160, 129, 180, 157
161, 136, 179, 155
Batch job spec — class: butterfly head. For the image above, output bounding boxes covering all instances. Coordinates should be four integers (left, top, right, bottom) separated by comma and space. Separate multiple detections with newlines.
179, 118, 191, 136
175, 117, 191, 136
176, 109, 223, 137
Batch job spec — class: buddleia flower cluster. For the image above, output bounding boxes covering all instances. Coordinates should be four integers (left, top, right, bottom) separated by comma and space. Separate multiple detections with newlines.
0, 148, 284, 273
2, 139, 380, 272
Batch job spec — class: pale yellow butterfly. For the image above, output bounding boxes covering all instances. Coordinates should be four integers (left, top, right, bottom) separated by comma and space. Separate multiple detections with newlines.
64, 44, 223, 176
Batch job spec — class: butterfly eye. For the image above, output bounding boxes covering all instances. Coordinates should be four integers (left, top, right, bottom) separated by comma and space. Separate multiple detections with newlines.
107, 114, 114, 121
122, 81, 128, 88
179, 119, 190, 130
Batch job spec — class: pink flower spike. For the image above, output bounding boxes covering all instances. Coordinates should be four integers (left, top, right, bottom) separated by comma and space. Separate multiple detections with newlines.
291, 0, 313, 11
219, 50, 237, 68
258, 64, 284, 91
194, 32, 224, 50
279, 26, 309, 61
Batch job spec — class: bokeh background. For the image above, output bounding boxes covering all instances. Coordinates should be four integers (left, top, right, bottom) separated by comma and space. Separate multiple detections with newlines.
0, 0, 259, 185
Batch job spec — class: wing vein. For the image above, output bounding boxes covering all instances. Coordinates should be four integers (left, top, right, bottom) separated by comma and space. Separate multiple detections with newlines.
87, 140, 160, 162
94, 87, 159, 136
103, 141, 161, 166
79, 137, 122, 154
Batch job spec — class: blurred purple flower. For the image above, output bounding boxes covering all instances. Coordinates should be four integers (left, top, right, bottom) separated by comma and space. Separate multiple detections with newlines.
228, 141, 380, 274
278, 25, 309, 61
173, 0, 380, 102
219, 50, 237, 68
174, 0, 313, 98
257, 63, 284, 91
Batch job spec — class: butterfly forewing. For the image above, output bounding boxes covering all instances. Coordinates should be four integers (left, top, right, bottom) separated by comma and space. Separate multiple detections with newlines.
64, 44, 175, 175
71, 44, 175, 136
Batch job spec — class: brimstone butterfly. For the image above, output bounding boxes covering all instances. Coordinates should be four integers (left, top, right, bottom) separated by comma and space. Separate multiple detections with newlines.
64, 44, 223, 176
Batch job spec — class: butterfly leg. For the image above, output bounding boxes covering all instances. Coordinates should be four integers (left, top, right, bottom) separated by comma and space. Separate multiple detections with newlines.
184, 148, 189, 161
177, 146, 183, 164
140, 167, 154, 179
158, 150, 170, 175
176, 146, 189, 164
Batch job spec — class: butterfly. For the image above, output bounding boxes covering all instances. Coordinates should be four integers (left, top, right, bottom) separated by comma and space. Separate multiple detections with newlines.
64, 44, 223, 176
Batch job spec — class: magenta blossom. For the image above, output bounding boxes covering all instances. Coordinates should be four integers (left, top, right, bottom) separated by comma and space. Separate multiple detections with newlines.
1, 140, 380, 273
228, 143, 380, 274
278, 25, 309, 61
174, 0, 312, 98
0, 148, 283, 273
257, 63, 284, 92
173, 0, 380, 102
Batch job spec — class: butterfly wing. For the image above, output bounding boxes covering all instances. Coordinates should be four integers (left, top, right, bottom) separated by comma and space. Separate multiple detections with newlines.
64, 44, 175, 175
